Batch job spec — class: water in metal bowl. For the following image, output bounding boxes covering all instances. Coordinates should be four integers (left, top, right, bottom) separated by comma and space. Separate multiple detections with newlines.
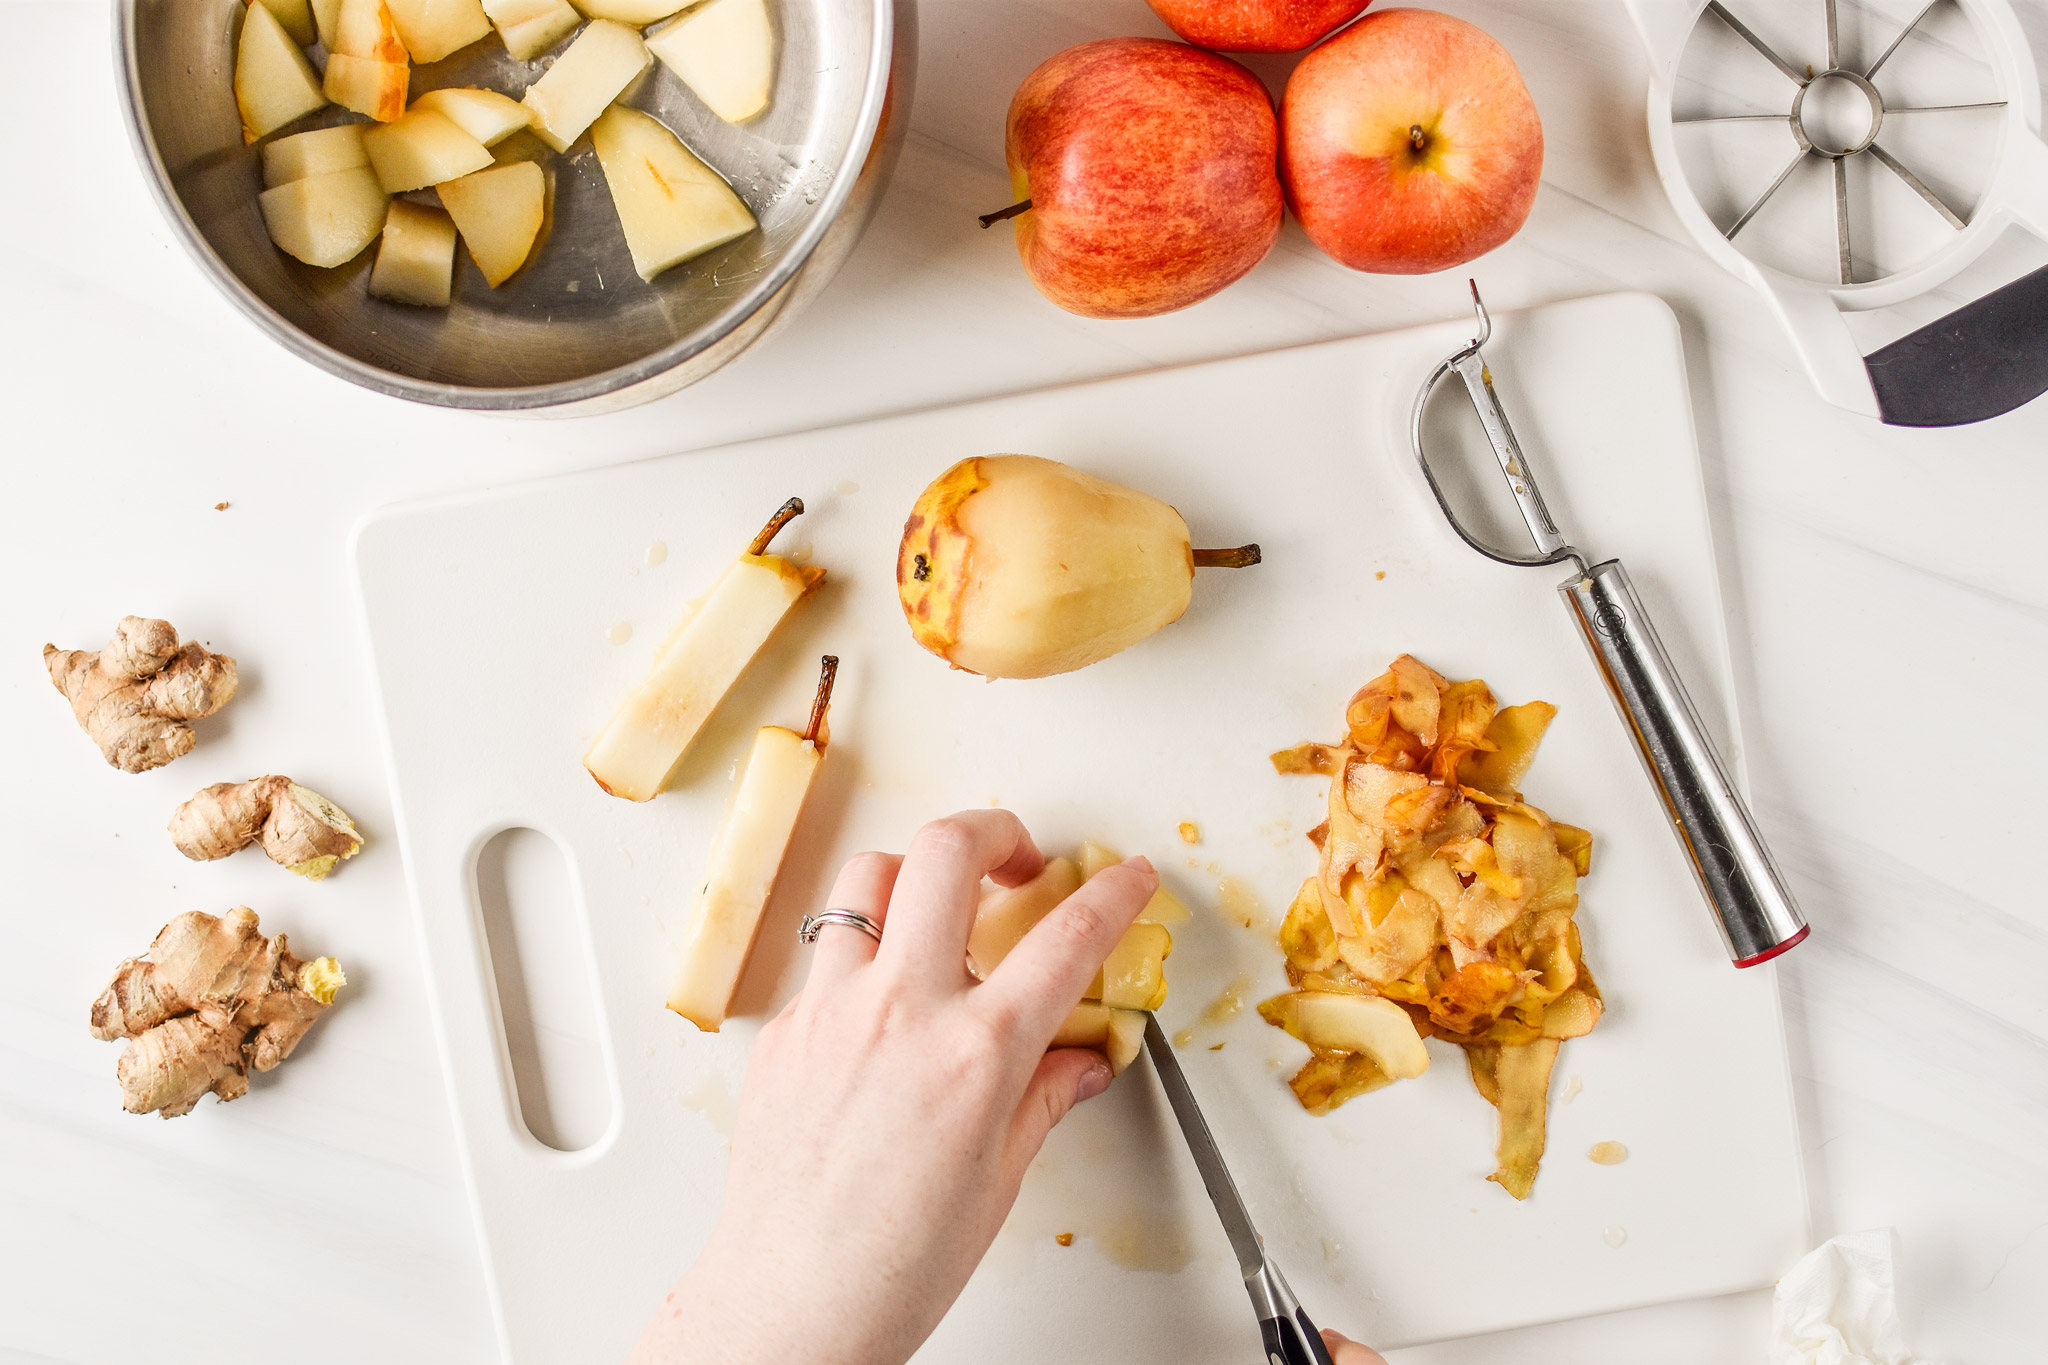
118, 0, 909, 411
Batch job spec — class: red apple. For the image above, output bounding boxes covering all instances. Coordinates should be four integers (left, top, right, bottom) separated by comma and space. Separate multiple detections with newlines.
1146, 0, 1373, 54
1281, 9, 1542, 273
999, 37, 1282, 319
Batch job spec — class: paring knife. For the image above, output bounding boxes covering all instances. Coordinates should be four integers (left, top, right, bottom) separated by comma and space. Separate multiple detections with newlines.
1142, 1015, 1335, 1365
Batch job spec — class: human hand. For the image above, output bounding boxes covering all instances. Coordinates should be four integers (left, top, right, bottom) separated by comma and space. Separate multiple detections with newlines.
1322, 1328, 1391, 1364
629, 809, 1158, 1365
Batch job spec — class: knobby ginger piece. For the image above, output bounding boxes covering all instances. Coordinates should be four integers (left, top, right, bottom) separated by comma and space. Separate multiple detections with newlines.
169, 776, 364, 879
89, 907, 345, 1117
45, 617, 237, 772
585, 499, 823, 801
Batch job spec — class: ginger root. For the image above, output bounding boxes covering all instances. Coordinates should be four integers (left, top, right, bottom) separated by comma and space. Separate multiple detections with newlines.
170, 776, 363, 879
90, 907, 344, 1118
45, 617, 237, 772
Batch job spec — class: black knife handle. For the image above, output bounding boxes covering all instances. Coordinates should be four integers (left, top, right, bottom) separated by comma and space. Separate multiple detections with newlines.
1260, 1310, 1336, 1365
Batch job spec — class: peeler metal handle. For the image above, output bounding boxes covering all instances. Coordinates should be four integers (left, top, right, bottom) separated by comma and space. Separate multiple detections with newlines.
1559, 560, 1808, 966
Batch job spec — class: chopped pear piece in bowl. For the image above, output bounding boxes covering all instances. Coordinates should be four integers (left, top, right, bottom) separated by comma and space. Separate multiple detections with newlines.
369, 200, 458, 306
666, 658, 838, 1032
584, 499, 823, 801
311, 0, 342, 48
332, 0, 408, 61
263, 124, 369, 187
324, 54, 408, 122
410, 87, 531, 146
437, 160, 545, 286
383, 0, 491, 64
578, 0, 689, 21
249, 0, 317, 47
258, 166, 389, 267
234, 2, 327, 143
647, 0, 774, 124
520, 19, 650, 152
362, 108, 494, 193
484, 0, 581, 61
589, 104, 757, 281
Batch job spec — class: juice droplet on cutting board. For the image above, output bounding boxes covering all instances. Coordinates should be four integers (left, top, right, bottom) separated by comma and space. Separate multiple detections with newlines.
645, 541, 668, 567
1602, 1225, 1628, 1248
834, 480, 859, 496
678, 1071, 736, 1137
1588, 1141, 1628, 1165
1200, 974, 1252, 1028
1217, 876, 1268, 931
1561, 1075, 1583, 1104
607, 622, 633, 645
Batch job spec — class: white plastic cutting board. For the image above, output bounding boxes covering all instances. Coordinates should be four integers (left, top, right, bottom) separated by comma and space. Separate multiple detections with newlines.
353, 293, 1806, 1364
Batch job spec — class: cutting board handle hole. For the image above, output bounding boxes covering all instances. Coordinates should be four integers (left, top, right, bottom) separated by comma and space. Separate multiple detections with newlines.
475, 827, 615, 1153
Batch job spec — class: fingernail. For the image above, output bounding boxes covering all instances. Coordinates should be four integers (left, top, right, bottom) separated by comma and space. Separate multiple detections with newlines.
1076, 1060, 1112, 1102
1125, 855, 1156, 877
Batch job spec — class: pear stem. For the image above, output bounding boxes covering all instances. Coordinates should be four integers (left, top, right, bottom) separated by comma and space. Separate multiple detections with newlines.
748, 497, 805, 555
978, 199, 1033, 228
803, 655, 839, 745
1193, 544, 1262, 569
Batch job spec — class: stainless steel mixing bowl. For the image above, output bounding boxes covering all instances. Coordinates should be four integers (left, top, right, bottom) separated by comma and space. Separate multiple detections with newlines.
116, 0, 911, 412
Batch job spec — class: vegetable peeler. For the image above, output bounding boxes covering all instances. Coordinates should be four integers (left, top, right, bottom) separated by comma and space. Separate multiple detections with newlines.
1142, 1015, 1334, 1365
1411, 284, 1809, 967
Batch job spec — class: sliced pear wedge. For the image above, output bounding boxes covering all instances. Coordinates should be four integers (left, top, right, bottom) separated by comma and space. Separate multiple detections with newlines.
666, 659, 837, 1032
584, 498, 824, 801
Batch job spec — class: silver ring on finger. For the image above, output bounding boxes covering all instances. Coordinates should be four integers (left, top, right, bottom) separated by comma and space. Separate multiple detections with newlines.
797, 909, 883, 946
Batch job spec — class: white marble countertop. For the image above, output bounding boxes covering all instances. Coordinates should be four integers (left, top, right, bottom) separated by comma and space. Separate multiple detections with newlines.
3, 1, 2043, 1361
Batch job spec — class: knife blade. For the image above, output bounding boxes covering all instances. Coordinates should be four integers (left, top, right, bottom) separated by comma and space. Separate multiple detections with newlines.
1142, 1013, 1266, 1280
1142, 1015, 1336, 1365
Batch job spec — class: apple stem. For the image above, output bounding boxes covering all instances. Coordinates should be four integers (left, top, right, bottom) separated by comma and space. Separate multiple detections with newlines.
804, 655, 840, 745
748, 497, 805, 555
978, 199, 1033, 229
1193, 544, 1263, 569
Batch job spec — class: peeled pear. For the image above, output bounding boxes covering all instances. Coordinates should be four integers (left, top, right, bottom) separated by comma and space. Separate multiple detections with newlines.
896, 454, 1258, 679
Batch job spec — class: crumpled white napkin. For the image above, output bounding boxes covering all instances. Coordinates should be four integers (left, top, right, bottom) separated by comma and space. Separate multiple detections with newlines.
1768, 1229, 1942, 1365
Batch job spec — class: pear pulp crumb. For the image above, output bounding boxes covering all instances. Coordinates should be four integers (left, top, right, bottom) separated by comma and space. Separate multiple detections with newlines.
1055, 1232, 1074, 1247
1178, 821, 1201, 844
1209, 1042, 1226, 1051
213, 501, 229, 511
1588, 1140, 1628, 1165
1374, 569, 1386, 580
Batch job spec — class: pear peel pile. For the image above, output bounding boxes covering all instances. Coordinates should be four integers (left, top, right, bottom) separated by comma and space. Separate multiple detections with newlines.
896, 454, 1260, 679
1262, 655, 1602, 1199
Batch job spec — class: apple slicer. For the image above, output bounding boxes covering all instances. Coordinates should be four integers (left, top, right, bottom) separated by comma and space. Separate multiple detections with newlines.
1412, 285, 1809, 967
1621, 0, 2048, 424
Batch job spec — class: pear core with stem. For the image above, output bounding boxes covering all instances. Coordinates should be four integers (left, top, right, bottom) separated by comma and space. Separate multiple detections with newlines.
896, 454, 1258, 679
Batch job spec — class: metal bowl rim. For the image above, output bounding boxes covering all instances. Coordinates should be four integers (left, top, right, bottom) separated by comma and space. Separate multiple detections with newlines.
113, 0, 893, 411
